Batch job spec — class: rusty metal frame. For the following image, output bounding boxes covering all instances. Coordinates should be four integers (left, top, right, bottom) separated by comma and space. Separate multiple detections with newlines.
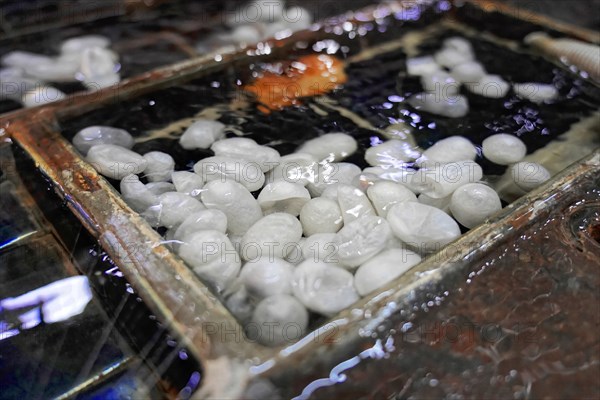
1, 0, 599, 397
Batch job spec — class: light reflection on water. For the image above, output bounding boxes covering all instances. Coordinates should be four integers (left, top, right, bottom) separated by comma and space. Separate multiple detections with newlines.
0, 276, 93, 339
293, 336, 396, 400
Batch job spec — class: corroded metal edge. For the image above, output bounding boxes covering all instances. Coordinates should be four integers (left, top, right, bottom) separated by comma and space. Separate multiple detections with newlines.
1, 1, 599, 397
55, 356, 138, 400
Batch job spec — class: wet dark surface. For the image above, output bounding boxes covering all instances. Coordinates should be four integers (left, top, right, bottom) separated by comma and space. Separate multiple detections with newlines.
0, 100, 22, 116
279, 174, 600, 400
0, 238, 128, 400
0, 0, 384, 115
0, 148, 135, 399
0, 143, 202, 399
2, 1, 600, 398
79, 244, 205, 399
457, 1, 600, 39
0, 182, 39, 250
12, 142, 204, 397
454, 1, 567, 40
0, 1, 231, 114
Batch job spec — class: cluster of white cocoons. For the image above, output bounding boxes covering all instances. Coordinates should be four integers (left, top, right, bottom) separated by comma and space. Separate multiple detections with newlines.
406, 36, 556, 120
1, 35, 120, 107
207, 0, 312, 51
76, 113, 555, 346
406, 37, 475, 118
405, 37, 560, 117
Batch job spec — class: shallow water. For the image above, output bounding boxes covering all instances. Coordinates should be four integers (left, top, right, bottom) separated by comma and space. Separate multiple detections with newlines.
56, 7, 600, 338
3, 143, 203, 398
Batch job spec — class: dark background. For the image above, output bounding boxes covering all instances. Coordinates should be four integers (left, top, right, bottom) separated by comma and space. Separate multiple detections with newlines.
497, 0, 599, 30
1, 0, 598, 37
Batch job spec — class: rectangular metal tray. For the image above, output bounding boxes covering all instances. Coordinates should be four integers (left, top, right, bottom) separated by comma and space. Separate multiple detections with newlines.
2, 0, 599, 397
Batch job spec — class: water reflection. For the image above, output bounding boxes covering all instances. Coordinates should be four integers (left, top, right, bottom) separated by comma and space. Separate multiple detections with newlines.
293, 337, 396, 400
0, 276, 92, 339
